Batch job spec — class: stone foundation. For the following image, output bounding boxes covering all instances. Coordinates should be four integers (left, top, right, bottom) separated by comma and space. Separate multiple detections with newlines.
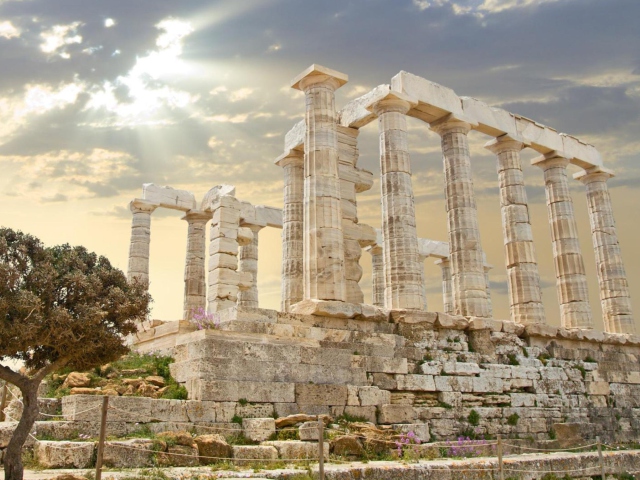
133, 306, 640, 444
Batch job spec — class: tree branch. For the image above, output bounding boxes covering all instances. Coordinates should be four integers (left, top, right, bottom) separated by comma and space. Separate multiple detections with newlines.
33, 356, 70, 383
0, 364, 26, 389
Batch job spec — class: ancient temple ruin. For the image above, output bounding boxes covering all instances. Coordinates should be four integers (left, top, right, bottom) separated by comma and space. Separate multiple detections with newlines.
125, 65, 640, 443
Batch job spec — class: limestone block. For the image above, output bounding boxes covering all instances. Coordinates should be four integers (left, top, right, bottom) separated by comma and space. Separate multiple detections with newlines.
392, 423, 430, 443
420, 361, 443, 376
586, 382, 610, 396
371, 373, 397, 390
150, 399, 189, 423
184, 401, 217, 423
284, 120, 305, 151
502, 321, 526, 335
232, 445, 278, 463
194, 434, 232, 464
438, 391, 462, 407
298, 421, 321, 441
35, 441, 95, 469
295, 384, 348, 406
378, 404, 417, 424
435, 376, 474, 393
524, 323, 558, 338
461, 96, 517, 137
236, 403, 277, 419
391, 311, 437, 325
472, 377, 504, 393
357, 386, 390, 406
442, 362, 480, 376
362, 356, 408, 374
330, 435, 365, 457
63, 372, 92, 388
237, 226, 254, 246
343, 405, 377, 423
143, 183, 196, 211
510, 393, 536, 407
264, 440, 328, 459
157, 445, 199, 467
103, 439, 156, 468
290, 299, 361, 319
391, 71, 464, 119
396, 374, 436, 391
192, 380, 295, 403
467, 317, 503, 332
436, 313, 469, 330
242, 418, 275, 442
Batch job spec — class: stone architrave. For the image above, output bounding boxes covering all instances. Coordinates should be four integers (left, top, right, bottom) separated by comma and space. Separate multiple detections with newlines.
485, 136, 545, 325
182, 211, 211, 320
368, 91, 426, 311
533, 153, 592, 329
275, 150, 304, 311
366, 245, 384, 307
291, 65, 348, 302
431, 115, 490, 318
127, 199, 158, 286
435, 258, 453, 314
575, 168, 635, 334
237, 224, 264, 308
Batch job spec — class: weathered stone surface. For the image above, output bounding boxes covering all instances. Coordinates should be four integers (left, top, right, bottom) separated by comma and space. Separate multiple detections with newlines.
34, 441, 94, 469
157, 444, 199, 467
264, 440, 328, 459
330, 435, 365, 457
298, 421, 320, 441
393, 423, 430, 442
232, 445, 278, 463
194, 434, 232, 464
296, 384, 348, 405
378, 404, 416, 424
103, 439, 156, 468
243, 417, 276, 442
63, 372, 92, 388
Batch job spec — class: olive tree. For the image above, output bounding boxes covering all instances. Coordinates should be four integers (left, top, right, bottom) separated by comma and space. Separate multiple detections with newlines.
0, 228, 150, 480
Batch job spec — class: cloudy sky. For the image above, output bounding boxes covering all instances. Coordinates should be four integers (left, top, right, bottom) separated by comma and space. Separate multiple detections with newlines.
0, 0, 639, 330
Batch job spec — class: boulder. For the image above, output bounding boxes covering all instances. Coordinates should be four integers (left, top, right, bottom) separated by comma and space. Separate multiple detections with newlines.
102, 439, 157, 468
146, 376, 166, 387
194, 434, 232, 465
157, 444, 199, 467
63, 372, 92, 388
69, 387, 99, 395
275, 413, 330, 429
156, 430, 195, 447
331, 435, 365, 457
299, 421, 320, 441
242, 417, 275, 442
232, 445, 278, 465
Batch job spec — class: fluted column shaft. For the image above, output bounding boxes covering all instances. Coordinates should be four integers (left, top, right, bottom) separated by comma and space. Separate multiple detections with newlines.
276, 152, 304, 311
577, 171, 635, 334
368, 245, 385, 307
373, 96, 426, 311
182, 212, 210, 319
534, 154, 592, 329
238, 224, 263, 308
486, 137, 545, 324
299, 75, 346, 301
432, 117, 490, 317
127, 200, 157, 286
435, 258, 453, 314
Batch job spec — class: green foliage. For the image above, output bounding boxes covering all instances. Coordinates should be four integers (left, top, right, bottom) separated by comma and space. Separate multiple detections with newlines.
226, 432, 258, 445
522, 347, 529, 358
161, 383, 188, 400
507, 413, 519, 426
574, 364, 587, 379
507, 353, 520, 366
268, 429, 300, 441
438, 401, 453, 409
467, 409, 480, 426
238, 398, 249, 406
423, 353, 433, 362
336, 412, 370, 424
584, 355, 597, 363
231, 415, 243, 425
548, 428, 557, 440
538, 352, 551, 366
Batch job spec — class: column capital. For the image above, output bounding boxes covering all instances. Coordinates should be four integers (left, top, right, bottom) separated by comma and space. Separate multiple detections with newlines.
275, 149, 304, 168
291, 64, 348, 92
484, 134, 526, 155
366, 244, 383, 255
365, 90, 417, 116
430, 113, 477, 136
574, 166, 615, 185
130, 199, 158, 214
181, 210, 211, 224
434, 257, 450, 267
531, 152, 570, 170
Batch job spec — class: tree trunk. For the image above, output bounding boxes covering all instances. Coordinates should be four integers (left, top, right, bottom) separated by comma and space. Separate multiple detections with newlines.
4, 380, 39, 480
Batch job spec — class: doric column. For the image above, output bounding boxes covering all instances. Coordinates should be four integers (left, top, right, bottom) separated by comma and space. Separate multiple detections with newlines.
483, 259, 494, 318
367, 245, 385, 307
369, 91, 426, 311
182, 211, 210, 320
291, 65, 348, 302
431, 115, 490, 318
237, 224, 264, 308
435, 258, 453, 314
127, 199, 157, 286
575, 169, 635, 334
485, 136, 545, 324
276, 150, 304, 312
533, 153, 592, 329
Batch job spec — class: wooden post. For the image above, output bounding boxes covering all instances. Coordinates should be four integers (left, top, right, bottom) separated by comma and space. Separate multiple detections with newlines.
597, 436, 605, 480
497, 434, 504, 480
95, 396, 109, 480
0, 383, 7, 422
318, 417, 325, 480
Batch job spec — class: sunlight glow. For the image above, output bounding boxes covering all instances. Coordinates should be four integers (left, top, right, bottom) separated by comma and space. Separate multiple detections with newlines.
40, 22, 82, 58
0, 20, 20, 39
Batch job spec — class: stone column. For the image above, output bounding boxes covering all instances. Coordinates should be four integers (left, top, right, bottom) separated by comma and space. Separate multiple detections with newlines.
237, 224, 264, 308
575, 169, 635, 334
435, 258, 453, 314
182, 211, 211, 320
533, 153, 592, 329
431, 115, 490, 318
127, 199, 157, 286
485, 136, 545, 324
292, 65, 348, 302
276, 150, 304, 312
370, 92, 426, 311
483, 259, 494, 318
367, 245, 385, 307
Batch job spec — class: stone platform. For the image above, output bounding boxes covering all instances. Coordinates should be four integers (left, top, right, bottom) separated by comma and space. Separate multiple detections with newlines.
132, 306, 640, 443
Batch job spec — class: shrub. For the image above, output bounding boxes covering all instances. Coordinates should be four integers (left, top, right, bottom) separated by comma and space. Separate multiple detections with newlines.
507, 413, 519, 426
507, 353, 519, 366
468, 409, 480, 426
